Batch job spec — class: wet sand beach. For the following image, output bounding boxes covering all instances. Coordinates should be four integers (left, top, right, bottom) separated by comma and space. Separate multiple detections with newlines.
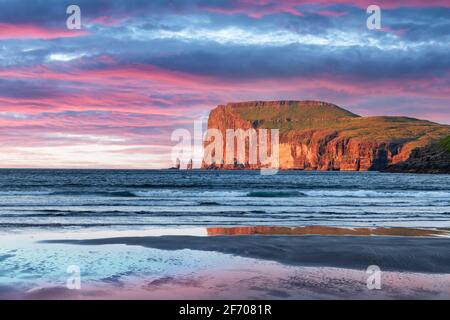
0, 226, 449, 300
0, 228, 448, 300
43, 232, 450, 273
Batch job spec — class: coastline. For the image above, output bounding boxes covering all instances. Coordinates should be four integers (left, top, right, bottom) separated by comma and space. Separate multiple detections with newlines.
2, 229, 449, 300
3, 264, 450, 300
2, 226, 450, 300
44, 233, 450, 273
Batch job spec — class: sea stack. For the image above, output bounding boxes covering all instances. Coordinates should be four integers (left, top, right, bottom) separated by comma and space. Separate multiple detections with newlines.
187, 159, 193, 170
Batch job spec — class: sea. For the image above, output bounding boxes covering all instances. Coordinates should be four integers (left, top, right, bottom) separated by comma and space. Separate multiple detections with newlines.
0, 169, 449, 233
1, 169, 450, 299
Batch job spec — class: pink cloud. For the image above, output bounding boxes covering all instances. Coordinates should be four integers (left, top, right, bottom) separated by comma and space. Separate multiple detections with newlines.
202, 0, 450, 18
88, 16, 125, 26
0, 23, 88, 40
1, 64, 449, 105
316, 10, 348, 17
1, 63, 448, 154
201, 0, 303, 18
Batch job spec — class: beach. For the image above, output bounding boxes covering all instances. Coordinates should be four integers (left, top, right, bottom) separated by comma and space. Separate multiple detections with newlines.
0, 170, 449, 300
0, 226, 449, 300
46, 232, 450, 273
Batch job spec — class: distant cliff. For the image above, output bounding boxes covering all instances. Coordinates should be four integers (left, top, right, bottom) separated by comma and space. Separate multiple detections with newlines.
202, 101, 450, 171
386, 137, 450, 173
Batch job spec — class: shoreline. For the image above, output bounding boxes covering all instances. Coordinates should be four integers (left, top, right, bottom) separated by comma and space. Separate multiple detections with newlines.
3, 227, 450, 300
43, 233, 450, 273
3, 263, 450, 300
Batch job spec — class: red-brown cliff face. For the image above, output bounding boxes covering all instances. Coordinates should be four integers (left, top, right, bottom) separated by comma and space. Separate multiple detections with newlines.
386, 139, 450, 173
202, 101, 450, 171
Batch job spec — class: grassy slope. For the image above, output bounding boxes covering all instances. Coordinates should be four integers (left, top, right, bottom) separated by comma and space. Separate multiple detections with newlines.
230, 101, 450, 144
438, 136, 450, 153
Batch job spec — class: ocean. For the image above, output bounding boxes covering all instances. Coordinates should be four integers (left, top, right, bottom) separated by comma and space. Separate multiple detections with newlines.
1, 169, 450, 299
0, 169, 449, 233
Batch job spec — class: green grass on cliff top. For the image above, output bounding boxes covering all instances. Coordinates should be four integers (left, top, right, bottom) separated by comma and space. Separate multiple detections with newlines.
231, 101, 450, 143
438, 136, 450, 153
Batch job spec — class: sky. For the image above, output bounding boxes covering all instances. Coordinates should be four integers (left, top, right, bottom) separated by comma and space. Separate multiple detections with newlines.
0, 0, 449, 168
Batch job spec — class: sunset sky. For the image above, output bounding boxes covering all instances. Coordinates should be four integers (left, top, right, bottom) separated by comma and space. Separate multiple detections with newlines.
0, 0, 449, 168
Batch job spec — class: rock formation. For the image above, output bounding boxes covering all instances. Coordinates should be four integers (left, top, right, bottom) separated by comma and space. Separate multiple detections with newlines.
202, 101, 450, 171
386, 137, 450, 173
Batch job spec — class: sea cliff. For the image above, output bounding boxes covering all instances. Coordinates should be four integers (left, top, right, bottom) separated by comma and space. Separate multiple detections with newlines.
202, 101, 450, 171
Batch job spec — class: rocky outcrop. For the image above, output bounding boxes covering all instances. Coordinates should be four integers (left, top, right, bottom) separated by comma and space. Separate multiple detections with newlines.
386, 143, 450, 173
202, 101, 450, 171
278, 132, 390, 171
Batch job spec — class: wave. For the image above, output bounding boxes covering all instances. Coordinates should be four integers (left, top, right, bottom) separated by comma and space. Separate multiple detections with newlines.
0, 191, 52, 196
244, 190, 450, 199
198, 201, 221, 206
249, 210, 267, 213
0, 190, 140, 197
304, 190, 450, 198
0, 210, 139, 217
246, 191, 306, 198
2, 188, 449, 200
0, 223, 156, 228
50, 191, 137, 197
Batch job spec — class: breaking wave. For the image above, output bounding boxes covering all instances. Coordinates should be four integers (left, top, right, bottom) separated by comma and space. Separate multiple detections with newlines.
246, 191, 306, 198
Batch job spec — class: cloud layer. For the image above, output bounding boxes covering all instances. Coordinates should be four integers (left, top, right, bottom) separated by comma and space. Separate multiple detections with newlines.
0, 0, 449, 168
